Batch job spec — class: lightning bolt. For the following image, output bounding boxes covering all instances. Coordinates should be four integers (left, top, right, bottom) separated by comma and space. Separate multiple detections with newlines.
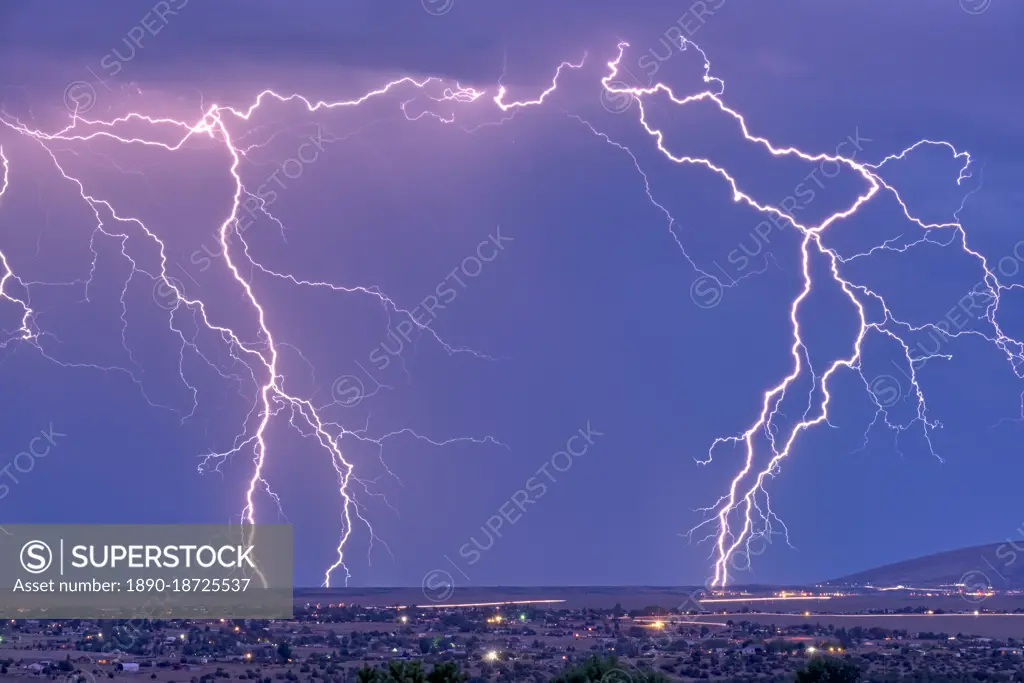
0, 36, 1009, 590
0, 74, 526, 587
597, 40, 1016, 587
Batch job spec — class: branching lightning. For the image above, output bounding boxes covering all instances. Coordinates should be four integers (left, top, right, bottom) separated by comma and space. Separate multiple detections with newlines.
597, 40, 1018, 587
0, 76, 517, 587
0, 35, 1013, 588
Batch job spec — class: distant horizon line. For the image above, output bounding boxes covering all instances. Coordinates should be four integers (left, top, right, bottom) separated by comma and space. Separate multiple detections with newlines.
293, 583, 823, 590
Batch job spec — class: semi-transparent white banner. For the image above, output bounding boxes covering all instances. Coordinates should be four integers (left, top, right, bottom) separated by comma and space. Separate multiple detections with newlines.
0, 524, 292, 618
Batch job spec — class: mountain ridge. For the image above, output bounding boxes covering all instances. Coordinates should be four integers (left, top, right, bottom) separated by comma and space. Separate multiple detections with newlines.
826, 542, 1023, 588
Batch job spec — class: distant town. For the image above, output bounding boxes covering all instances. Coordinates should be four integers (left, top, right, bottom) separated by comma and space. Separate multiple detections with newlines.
3, 584, 1024, 683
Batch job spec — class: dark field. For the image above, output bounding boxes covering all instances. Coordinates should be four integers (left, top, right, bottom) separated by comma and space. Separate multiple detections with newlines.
686, 613, 1024, 639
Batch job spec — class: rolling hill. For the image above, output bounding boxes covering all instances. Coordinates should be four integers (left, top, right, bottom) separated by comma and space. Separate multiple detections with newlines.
827, 542, 1024, 589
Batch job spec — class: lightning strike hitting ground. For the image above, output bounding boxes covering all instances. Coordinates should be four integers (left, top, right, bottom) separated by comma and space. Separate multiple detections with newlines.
0, 77, 513, 587
598, 40, 1018, 587
0, 37, 1013, 587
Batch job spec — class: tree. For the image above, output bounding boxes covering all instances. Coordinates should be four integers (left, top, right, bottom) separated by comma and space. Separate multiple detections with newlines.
356, 668, 380, 683
425, 662, 465, 683
387, 661, 426, 683
277, 642, 292, 662
352, 663, 464, 683
794, 657, 861, 683
551, 655, 667, 683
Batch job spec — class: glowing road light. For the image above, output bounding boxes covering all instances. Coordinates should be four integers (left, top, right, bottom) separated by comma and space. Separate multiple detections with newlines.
484, 650, 499, 662
806, 647, 816, 654
652, 621, 664, 629
701, 596, 830, 603
388, 599, 565, 609
400, 616, 408, 623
